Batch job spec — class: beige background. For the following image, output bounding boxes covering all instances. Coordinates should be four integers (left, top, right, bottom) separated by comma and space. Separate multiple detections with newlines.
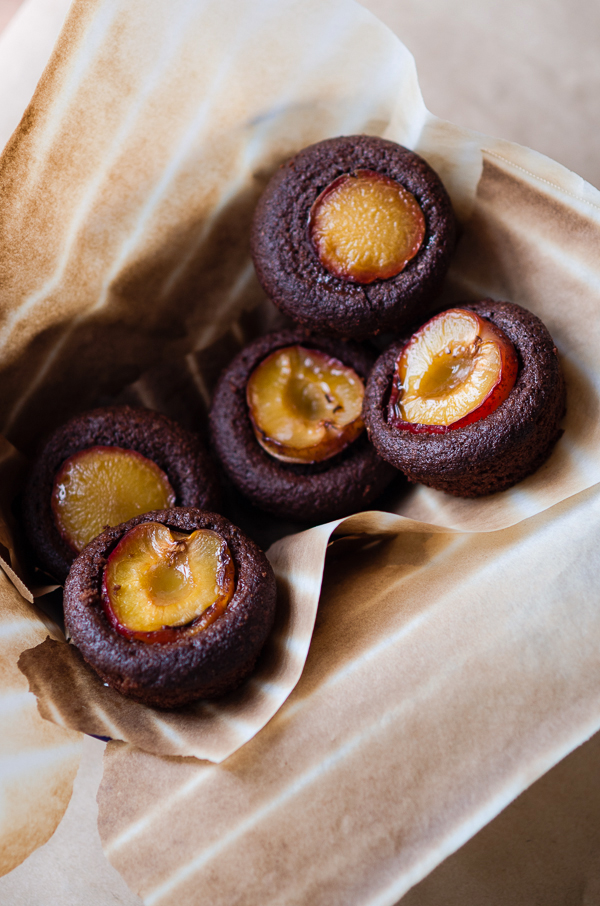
362, 0, 600, 191
0, 1, 599, 904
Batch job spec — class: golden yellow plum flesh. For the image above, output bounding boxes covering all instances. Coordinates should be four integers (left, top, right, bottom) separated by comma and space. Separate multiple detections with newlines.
102, 522, 235, 642
388, 308, 519, 432
52, 446, 176, 552
309, 169, 426, 283
246, 345, 365, 463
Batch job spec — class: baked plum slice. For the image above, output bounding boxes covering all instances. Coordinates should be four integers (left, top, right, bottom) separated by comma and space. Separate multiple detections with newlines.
52, 446, 176, 553
309, 169, 426, 284
388, 308, 519, 433
102, 522, 235, 644
246, 344, 364, 464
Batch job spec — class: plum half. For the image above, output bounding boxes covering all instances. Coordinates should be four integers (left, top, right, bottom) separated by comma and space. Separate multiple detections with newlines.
388, 308, 519, 433
102, 522, 235, 644
52, 446, 176, 553
309, 169, 426, 284
246, 345, 365, 464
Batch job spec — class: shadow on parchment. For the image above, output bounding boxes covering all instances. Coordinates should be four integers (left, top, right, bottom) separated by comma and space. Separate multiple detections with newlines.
17, 556, 295, 758
1, 165, 278, 457
400, 727, 600, 906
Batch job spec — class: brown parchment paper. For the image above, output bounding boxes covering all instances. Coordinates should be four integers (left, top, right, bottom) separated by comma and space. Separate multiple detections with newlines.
0, 734, 143, 904
402, 727, 600, 906
0, 567, 82, 876
97, 484, 600, 906
2, 0, 600, 895
4, 722, 600, 905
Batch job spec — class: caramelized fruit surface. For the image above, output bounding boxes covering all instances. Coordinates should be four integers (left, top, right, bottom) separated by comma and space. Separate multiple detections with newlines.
52, 446, 176, 553
246, 345, 365, 463
309, 169, 426, 284
102, 522, 235, 642
388, 309, 519, 432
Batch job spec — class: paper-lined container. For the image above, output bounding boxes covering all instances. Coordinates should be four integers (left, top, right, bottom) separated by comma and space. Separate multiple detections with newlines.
2, 0, 600, 899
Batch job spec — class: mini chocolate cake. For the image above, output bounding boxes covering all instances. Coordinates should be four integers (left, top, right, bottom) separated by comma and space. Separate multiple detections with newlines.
363, 300, 566, 497
23, 405, 221, 582
209, 328, 397, 522
63, 508, 276, 708
251, 135, 457, 339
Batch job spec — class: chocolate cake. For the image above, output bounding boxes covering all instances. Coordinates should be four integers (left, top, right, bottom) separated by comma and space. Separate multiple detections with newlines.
362, 300, 566, 497
209, 328, 397, 522
63, 508, 277, 708
251, 135, 457, 339
23, 405, 221, 582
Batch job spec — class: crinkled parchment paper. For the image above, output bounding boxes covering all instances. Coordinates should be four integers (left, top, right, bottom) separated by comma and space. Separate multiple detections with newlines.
98, 486, 600, 906
0, 567, 82, 876
2, 0, 600, 897
19, 520, 332, 761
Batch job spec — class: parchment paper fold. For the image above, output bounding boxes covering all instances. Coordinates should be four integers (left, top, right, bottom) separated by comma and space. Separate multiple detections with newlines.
0, 568, 82, 877
97, 485, 600, 906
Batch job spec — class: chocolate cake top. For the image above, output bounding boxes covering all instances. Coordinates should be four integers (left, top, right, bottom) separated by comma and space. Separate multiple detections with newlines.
251, 134, 457, 339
